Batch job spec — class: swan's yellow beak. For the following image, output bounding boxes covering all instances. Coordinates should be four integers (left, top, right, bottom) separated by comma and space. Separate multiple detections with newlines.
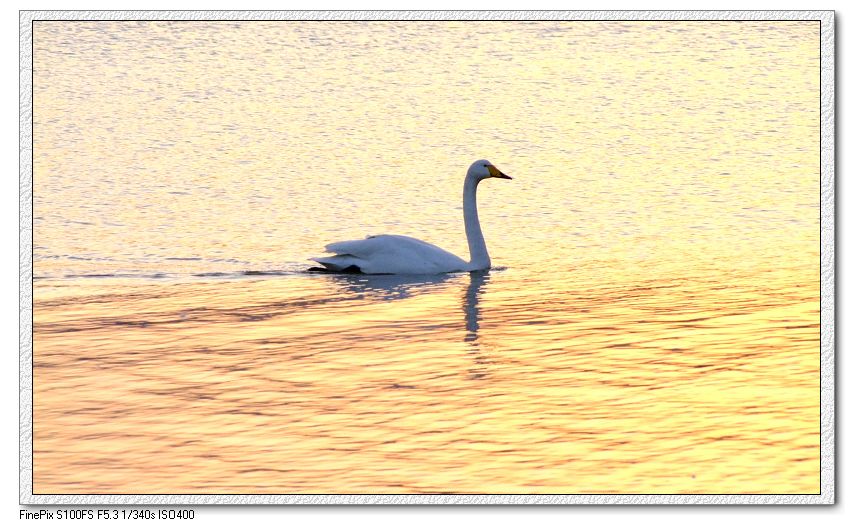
487, 165, 512, 180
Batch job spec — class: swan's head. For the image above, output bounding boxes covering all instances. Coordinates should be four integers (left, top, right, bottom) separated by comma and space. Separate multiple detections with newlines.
467, 159, 512, 182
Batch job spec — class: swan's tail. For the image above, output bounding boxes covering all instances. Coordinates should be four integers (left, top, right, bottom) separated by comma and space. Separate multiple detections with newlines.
309, 255, 365, 273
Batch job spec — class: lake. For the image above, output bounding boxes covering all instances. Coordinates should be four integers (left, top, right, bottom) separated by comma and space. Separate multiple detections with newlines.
32, 20, 819, 494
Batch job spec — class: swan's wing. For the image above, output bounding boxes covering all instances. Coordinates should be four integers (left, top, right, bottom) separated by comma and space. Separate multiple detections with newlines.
313, 234, 467, 274
324, 235, 435, 257
323, 236, 388, 259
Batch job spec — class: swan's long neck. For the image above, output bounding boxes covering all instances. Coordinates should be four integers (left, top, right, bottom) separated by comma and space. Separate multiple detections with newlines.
463, 176, 490, 271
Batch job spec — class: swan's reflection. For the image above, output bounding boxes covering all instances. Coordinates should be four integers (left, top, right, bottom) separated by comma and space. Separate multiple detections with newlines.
325, 272, 457, 300
318, 269, 493, 380
463, 270, 490, 380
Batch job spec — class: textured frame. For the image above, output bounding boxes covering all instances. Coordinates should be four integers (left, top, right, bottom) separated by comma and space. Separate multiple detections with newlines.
19, 9, 835, 505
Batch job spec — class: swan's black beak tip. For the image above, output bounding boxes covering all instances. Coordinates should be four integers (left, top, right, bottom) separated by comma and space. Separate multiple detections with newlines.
496, 173, 512, 180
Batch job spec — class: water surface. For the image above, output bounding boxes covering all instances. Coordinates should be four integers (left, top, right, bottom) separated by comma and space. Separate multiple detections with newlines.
33, 21, 819, 494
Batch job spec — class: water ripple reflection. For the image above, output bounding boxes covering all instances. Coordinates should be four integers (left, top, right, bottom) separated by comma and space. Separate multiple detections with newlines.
32, 20, 819, 494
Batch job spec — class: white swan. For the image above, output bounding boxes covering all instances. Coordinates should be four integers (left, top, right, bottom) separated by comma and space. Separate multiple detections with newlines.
310, 159, 512, 274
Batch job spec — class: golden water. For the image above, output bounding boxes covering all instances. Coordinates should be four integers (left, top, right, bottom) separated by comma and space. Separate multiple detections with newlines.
33, 21, 819, 494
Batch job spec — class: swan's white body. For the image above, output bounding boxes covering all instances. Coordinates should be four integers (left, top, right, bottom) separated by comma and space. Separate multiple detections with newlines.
311, 160, 511, 275
317, 234, 468, 274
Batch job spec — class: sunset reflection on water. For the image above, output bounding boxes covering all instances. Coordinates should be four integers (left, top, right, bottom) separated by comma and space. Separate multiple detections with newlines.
33, 20, 819, 494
